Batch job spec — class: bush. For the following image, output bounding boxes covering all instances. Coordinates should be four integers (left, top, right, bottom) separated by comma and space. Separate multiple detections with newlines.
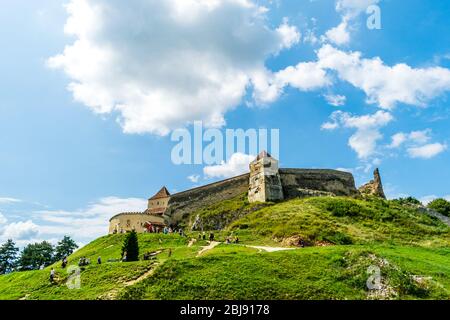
325, 201, 363, 217
392, 197, 422, 207
428, 199, 450, 217
122, 231, 139, 262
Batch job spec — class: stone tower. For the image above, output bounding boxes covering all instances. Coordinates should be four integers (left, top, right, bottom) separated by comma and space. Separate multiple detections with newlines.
248, 151, 284, 203
358, 168, 386, 199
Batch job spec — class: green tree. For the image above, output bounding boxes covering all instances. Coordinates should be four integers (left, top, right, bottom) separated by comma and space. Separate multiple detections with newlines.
0, 239, 19, 274
428, 198, 450, 217
18, 241, 54, 271
54, 236, 78, 261
121, 231, 139, 262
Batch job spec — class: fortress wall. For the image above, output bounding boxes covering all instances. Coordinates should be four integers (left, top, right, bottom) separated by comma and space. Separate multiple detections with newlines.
109, 213, 165, 234
279, 169, 357, 198
165, 173, 250, 225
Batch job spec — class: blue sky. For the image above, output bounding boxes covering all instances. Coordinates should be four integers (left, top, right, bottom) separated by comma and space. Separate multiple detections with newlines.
1, 0, 449, 246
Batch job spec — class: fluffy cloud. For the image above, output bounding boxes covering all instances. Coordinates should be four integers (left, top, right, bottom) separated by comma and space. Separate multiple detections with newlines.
255, 44, 450, 110
321, 0, 380, 46
253, 61, 330, 103
48, 0, 299, 135
203, 152, 254, 178
336, 0, 380, 18
388, 129, 431, 149
322, 110, 393, 159
407, 143, 447, 159
388, 129, 446, 159
324, 94, 346, 106
324, 20, 350, 46
30, 197, 148, 244
0, 221, 40, 241
317, 45, 450, 109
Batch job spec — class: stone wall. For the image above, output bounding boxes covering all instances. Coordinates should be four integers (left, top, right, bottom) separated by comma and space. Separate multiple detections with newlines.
279, 169, 357, 199
109, 212, 165, 234
165, 173, 250, 225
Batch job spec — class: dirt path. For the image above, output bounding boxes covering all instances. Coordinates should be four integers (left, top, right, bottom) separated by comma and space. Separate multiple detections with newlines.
99, 262, 160, 300
246, 245, 296, 253
197, 241, 221, 256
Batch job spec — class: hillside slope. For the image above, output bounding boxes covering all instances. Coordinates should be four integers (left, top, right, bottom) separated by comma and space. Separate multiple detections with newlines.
0, 196, 449, 300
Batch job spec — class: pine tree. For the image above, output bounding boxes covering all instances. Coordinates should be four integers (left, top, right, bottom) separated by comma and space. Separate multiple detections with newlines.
55, 236, 78, 261
0, 239, 19, 274
18, 241, 54, 271
121, 231, 139, 262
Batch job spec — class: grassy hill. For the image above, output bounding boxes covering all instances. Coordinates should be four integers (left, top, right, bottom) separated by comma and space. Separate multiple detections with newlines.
0, 196, 449, 300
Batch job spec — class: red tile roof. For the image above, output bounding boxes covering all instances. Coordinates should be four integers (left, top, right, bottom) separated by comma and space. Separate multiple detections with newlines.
149, 186, 171, 200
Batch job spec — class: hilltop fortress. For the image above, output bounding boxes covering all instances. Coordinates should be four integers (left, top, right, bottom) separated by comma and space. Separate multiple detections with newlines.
109, 152, 385, 234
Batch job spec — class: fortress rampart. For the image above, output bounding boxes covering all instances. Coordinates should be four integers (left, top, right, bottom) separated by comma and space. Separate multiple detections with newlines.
108, 151, 384, 233
164, 173, 250, 225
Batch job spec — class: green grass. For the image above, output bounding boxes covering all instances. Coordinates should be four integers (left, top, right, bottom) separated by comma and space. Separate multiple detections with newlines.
118, 245, 450, 300
0, 196, 449, 300
228, 197, 450, 247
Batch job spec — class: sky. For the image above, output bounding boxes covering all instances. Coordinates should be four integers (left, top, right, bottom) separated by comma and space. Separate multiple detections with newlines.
1, 0, 450, 247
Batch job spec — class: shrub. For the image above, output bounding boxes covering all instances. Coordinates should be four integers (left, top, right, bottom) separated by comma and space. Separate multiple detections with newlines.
122, 231, 139, 262
428, 198, 450, 217
325, 201, 363, 217
392, 197, 422, 207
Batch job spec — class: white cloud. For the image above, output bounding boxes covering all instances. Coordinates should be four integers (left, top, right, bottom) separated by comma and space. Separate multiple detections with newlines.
0, 212, 7, 225
420, 195, 450, 206
253, 61, 330, 103
0, 221, 40, 241
187, 175, 201, 183
336, 0, 380, 19
317, 45, 450, 109
324, 93, 346, 106
30, 197, 148, 243
48, 0, 299, 135
388, 132, 407, 149
203, 152, 254, 179
322, 110, 393, 159
388, 129, 431, 149
387, 129, 446, 159
0, 197, 22, 204
324, 20, 350, 46
407, 143, 447, 159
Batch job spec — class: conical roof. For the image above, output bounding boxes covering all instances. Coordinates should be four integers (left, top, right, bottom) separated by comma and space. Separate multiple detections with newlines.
149, 186, 171, 200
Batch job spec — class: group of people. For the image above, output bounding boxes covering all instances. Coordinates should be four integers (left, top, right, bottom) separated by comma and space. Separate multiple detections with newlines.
197, 232, 239, 244
198, 232, 215, 241
225, 236, 239, 244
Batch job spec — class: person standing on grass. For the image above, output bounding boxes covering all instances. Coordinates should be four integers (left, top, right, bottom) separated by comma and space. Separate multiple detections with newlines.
50, 268, 55, 283
97, 256, 102, 264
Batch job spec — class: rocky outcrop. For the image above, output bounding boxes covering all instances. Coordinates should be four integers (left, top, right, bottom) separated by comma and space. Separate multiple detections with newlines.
359, 168, 386, 199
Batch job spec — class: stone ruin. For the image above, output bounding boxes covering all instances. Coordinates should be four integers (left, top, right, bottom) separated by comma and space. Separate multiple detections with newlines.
358, 168, 386, 199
